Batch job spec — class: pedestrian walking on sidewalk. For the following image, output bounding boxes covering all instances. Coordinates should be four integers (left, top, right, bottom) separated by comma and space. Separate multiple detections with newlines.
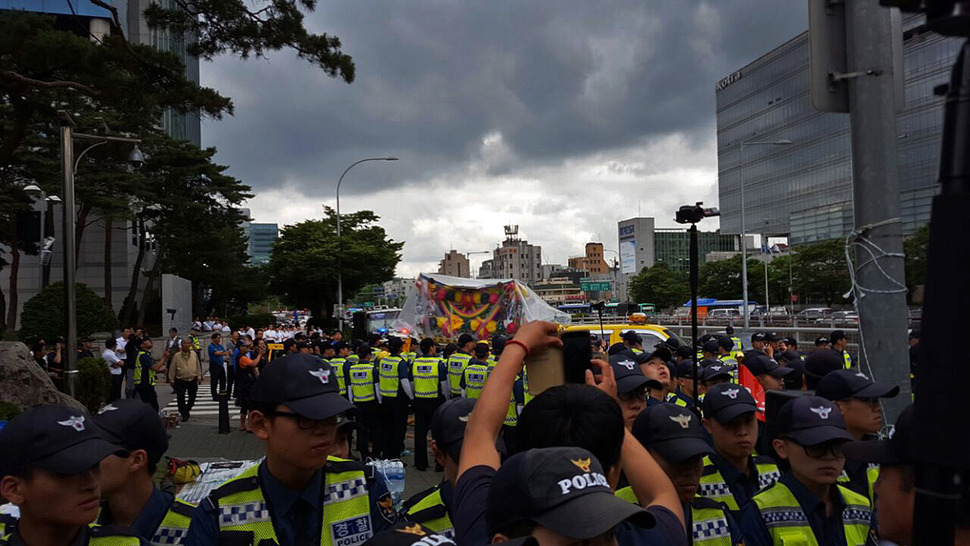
169, 338, 204, 421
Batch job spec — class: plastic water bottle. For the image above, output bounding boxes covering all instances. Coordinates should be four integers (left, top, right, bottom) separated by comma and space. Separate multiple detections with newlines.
385, 460, 406, 507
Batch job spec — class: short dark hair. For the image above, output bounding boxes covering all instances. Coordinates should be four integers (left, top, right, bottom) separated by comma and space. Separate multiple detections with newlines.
515, 385, 624, 471
211, 333, 221, 340
170, 328, 178, 333
105, 338, 117, 349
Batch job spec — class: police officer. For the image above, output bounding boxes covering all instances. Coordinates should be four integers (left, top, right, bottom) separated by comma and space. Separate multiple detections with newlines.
803, 348, 845, 390
330, 341, 352, 397
447, 334, 474, 398
412, 339, 448, 472
739, 396, 873, 545
630, 405, 743, 545
666, 359, 697, 408
699, 383, 780, 517
744, 332, 768, 362
95, 399, 196, 545
830, 330, 853, 369
378, 337, 413, 459
725, 325, 743, 357
609, 352, 653, 429
348, 343, 383, 459
637, 345, 673, 405
744, 354, 793, 392
0, 405, 142, 545
460, 343, 490, 399
135, 338, 165, 411
814, 336, 830, 350
815, 369, 899, 501
185, 353, 396, 545
402, 398, 481, 537
622, 330, 644, 354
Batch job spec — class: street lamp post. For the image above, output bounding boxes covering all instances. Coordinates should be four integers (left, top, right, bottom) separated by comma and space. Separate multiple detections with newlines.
335, 157, 398, 332
739, 139, 791, 334
59, 110, 142, 398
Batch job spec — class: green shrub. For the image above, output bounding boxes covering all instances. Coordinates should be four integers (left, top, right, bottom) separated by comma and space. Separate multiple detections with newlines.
76, 357, 111, 413
20, 282, 119, 344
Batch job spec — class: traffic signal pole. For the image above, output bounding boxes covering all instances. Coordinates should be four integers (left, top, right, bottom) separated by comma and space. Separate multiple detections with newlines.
843, 0, 911, 419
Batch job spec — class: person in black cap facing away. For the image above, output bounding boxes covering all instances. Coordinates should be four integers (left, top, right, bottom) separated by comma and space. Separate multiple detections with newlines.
739, 396, 873, 546
447, 334, 475, 399
701, 339, 720, 363
185, 353, 395, 545
411, 338, 448, 472
402, 398, 498, 539
363, 521, 463, 546
0, 405, 140, 546
803, 349, 844, 390
621, 330, 644, 354
698, 383, 780, 518
94, 399, 196, 545
378, 336, 413, 459
725, 325, 743, 356
816, 369, 899, 501
673, 344, 694, 364
715, 336, 739, 379
348, 342, 384, 459
666, 359, 698, 409
743, 354, 793, 393
629, 405, 744, 545
453, 321, 687, 545
814, 336, 830, 350
609, 352, 655, 428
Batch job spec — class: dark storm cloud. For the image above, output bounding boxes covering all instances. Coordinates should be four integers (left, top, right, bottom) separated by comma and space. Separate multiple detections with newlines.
202, 1, 807, 197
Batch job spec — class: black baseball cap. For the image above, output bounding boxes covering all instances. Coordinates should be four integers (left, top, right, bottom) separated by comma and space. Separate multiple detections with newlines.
492, 335, 509, 354
765, 332, 778, 342
632, 405, 713, 462
702, 340, 720, 354
703, 383, 757, 422
609, 354, 654, 394
673, 359, 696, 379
457, 333, 475, 346
804, 349, 844, 380
815, 370, 900, 401
717, 336, 734, 351
725, 326, 735, 334
745, 355, 794, 378
486, 447, 654, 539
843, 404, 916, 465
431, 398, 505, 463
776, 350, 801, 365
815, 336, 829, 346
621, 330, 642, 345
751, 332, 767, 342
363, 522, 460, 546
663, 336, 680, 349
387, 337, 404, 351
674, 345, 693, 359
830, 330, 848, 343
608, 343, 630, 356
775, 396, 853, 446
638, 344, 672, 364
250, 353, 354, 420
701, 365, 734, 384
93, 399, 168, 465
0, 405, 128, 476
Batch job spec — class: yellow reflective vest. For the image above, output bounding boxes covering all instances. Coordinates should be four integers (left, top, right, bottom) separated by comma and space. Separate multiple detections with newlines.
150, 498, 195, 545
447, 353, 472, 396
330, 357, 348, 396
350, 362, 378, 403
206, 458, 374, 546
134, 351, 156, 386
614, 490, 733, 545
699, 454, 780, 512
412, 357, 442, 399
462, 363, 489, 399
751, 481, 871, 546
403, 484, 453, 538
379, 355, 405, 398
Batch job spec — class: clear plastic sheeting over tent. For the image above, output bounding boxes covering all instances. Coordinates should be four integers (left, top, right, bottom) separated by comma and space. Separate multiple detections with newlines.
395, 274, 571, 340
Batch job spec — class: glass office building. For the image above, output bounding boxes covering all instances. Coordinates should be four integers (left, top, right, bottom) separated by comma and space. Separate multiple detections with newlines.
654, 229, 739, 273
248, 223, 279, 265
716, 16, 963, 245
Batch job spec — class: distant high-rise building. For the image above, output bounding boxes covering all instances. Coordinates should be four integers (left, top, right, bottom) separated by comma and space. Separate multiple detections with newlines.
248, 223, 278, 265
568, 243, 611, 276
438, 250, 470, 278
478, 225, 542, 285
653, 229, 739, 273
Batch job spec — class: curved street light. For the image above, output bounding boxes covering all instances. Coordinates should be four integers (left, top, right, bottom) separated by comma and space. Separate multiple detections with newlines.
335, 157, 399, 330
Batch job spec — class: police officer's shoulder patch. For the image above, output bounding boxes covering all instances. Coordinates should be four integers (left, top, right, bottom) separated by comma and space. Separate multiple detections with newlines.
377, 492, 397, 523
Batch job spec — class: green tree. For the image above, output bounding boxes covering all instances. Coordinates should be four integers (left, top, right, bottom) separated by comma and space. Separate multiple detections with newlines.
20, 282, 118, 343
628, 263, 690, 311
268, 209, 403, 322
904, 223, 929, 301
791, 238, 851, 306
699, 255, 744, 301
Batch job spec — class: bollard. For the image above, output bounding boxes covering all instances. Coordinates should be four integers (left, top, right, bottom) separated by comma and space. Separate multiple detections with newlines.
217, 390, 230, 434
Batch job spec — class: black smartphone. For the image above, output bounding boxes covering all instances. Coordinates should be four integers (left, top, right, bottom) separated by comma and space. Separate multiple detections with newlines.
562, 330, 593, 384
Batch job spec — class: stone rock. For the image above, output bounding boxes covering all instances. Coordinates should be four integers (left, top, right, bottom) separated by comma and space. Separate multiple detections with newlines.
0, 342, 85, 413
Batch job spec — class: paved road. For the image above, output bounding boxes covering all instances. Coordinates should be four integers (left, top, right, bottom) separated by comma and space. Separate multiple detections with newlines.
156, 383, 441, 501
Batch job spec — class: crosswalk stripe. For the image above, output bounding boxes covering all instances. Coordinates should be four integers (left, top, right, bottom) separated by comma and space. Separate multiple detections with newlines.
162, 399, 225, 416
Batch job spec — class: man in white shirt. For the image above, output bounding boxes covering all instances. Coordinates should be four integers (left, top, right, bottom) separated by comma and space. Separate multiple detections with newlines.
102, 338, 125, 402
264, 328, 278, 342
220, 321, 231, 334
115, 327, 130, 359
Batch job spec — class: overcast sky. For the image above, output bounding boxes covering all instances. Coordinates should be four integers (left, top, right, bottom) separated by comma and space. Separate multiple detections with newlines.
201, 1, 808, 277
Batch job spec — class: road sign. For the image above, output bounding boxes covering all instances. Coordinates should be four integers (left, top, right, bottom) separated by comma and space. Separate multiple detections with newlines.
580, 281, 611, 292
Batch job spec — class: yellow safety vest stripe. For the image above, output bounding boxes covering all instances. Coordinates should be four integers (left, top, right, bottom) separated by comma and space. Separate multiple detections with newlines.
690, 498, 734, 546
447, 354, 472, 396
404, 486, 454, 538
330, 358, 348, 396
463, 364, 489, 399
698, 455, 780, 512
752, 481, 871, 546
379, 355, 404, 398
151, 498, 195, 545
412, 357, 442, 399
350, 363, 377, 403
134, 351, 155, 386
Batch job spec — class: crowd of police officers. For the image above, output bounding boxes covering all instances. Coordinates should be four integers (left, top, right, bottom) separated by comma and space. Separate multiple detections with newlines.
0, 320, 966, 546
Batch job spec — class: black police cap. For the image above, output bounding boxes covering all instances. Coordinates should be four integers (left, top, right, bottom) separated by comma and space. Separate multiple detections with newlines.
93, 399, 169, 465
815, 369, 899, 401
703, 383, 757, 423
250, 353, 353, 420
632, 404, 712, 463
775, 396, 853, 446
0, 405, 128, 476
